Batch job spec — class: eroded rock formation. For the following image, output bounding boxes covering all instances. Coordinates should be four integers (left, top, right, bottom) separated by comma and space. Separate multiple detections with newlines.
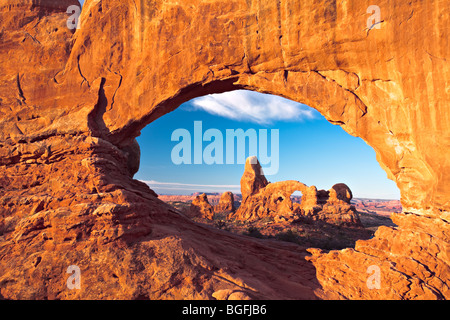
240, 156, 269, 200
229, 157, 362, 227
307, 213, 450, 299
0, 0, 448, 300
214, 192, 236, 215
190, 193, 214, 220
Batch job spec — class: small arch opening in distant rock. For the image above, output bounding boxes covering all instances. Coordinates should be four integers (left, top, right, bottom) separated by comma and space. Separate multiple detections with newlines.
290, 191, 303, 205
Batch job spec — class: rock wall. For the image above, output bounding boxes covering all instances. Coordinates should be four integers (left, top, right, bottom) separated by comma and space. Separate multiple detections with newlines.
0, 0, 449, 299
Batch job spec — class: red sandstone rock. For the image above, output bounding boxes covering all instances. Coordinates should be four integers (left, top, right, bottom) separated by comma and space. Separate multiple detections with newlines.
230, 157, 362, 227
330, 184, 353, 204
240, 156, 269, 200
214, 192, 236, 215
307, 213, 450, 299
0, 0, 448, 300
190, 193, 214, 220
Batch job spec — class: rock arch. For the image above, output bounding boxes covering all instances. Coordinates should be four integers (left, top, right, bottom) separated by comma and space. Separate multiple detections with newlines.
0, 0, 448, 299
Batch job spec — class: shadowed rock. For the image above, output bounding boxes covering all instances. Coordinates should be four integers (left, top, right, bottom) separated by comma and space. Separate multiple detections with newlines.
330, 183, 353, 204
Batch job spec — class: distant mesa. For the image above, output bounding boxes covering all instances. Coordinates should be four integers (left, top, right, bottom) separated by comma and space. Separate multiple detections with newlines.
192, 192, 221, 197
228, 157, 362, 227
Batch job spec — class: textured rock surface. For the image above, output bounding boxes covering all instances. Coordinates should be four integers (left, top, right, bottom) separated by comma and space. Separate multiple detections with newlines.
190, 193, 214, 220
214, 192, 236, 215
240, 156, 269, 200
330, 184, 353, 204
229, 157, 362, 227
0, 0, 449, 299
307, 213, 450, 299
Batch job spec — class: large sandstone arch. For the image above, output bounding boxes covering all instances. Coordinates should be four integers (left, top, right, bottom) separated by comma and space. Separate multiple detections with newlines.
0, 0, 448, 299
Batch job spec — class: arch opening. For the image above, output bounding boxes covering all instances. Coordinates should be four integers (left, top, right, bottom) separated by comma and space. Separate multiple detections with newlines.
134, 89, 401, 250
291, 191, 303, 205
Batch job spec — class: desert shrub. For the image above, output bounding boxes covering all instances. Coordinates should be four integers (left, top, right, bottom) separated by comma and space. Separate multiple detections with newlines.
321, 236, 351, 251
244, 226, 264, 239
214, 220, 228, 230
275, 229, 302, 245
213, 212, 228, 221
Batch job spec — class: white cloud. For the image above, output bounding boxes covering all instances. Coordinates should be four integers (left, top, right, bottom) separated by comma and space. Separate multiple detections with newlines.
187, 90, 318, 125
141, 180, 240, 193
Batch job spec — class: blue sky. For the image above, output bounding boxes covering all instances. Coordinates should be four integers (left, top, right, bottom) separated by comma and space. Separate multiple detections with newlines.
135, 90, 400, 199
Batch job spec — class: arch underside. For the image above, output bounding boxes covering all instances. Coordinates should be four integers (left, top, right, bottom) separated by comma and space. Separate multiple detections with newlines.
0, 0, 448, 299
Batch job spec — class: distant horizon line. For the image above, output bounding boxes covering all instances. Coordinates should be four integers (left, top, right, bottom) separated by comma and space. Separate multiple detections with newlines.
141, 180, 400, 201
156, 193, 401, 201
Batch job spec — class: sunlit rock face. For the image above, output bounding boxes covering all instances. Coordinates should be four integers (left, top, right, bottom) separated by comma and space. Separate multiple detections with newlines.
0, 0, 448, 299
229, 157, 362, 227
190, 193, 214, 220
214, 192, 236, 215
